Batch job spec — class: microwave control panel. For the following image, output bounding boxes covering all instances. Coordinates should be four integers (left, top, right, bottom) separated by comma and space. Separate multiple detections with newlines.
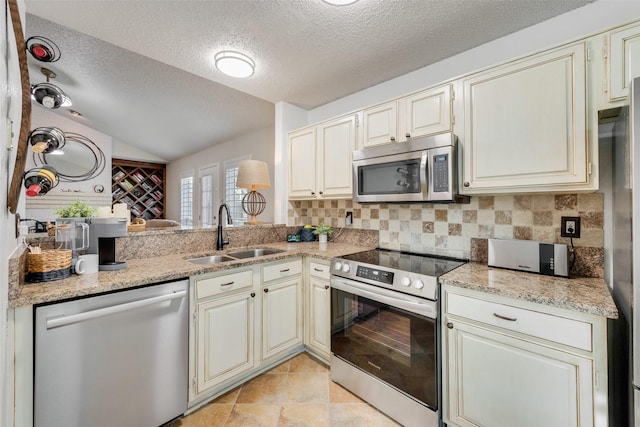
432, 153, 449, 193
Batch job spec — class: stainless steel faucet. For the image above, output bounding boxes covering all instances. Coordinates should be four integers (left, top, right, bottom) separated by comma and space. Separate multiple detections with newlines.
216, 203, 233, 250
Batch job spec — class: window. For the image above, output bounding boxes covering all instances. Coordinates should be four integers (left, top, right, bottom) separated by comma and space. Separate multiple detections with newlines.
180, 172, 194, 227
199, 164, 218, 227
224, 157, 249, 225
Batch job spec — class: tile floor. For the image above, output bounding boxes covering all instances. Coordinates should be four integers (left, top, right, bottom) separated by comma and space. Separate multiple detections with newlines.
170, 352, 401, 427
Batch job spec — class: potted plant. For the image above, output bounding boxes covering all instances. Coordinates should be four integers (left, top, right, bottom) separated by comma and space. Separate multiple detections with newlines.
54, 198, 95, 218
312, 224, 334, 243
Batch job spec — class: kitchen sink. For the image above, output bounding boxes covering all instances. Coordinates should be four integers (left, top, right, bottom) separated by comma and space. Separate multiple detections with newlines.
226, 248, 285, 259
188, 255, 236, 265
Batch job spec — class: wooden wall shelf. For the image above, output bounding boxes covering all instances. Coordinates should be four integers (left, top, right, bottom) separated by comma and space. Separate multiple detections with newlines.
112, 159, 166, 219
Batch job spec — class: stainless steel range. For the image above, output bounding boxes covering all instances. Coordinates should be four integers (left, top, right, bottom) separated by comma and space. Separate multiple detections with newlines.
329, 249, 466, 427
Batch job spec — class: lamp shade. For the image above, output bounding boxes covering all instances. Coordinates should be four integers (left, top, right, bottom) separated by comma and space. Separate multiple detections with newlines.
236, 160, 271, 189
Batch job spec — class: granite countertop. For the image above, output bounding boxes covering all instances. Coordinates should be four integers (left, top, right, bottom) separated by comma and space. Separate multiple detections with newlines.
10, 242, 373, 308
439, 262, 618, 319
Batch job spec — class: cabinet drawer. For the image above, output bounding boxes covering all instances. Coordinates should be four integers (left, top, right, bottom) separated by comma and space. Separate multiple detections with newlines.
309, 261, 330, 280
195, 269, 253, 300
446, 293, 592, 351
263, 259, 302, 283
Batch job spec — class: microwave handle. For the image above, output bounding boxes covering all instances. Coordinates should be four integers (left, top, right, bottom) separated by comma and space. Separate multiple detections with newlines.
420, 151, 428, 199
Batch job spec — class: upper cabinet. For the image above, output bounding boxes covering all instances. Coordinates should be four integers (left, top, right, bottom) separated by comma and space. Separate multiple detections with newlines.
362, 84, 452, 148
458, 42, 594, 194
608, 22, 640, 102
288, 113, 360, 200
362, 101, 397, 147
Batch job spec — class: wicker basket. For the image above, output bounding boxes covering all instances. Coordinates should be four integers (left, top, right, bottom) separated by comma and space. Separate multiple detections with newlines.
128, 218, 146, 232
26, 249, 72, 282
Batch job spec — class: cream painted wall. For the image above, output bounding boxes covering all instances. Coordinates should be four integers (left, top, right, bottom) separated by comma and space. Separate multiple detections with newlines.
2, 2, 26, 425
166, 125, 275, 224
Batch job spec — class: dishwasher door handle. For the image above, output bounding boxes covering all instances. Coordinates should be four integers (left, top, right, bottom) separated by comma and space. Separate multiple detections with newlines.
46, 290, 187, 330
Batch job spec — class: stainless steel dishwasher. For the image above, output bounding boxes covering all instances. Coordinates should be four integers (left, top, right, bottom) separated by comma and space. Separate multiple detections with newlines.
34, 280, 189, 427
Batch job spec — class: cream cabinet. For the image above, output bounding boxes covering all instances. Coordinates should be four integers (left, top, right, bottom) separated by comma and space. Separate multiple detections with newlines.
458, 42, 595, 194
362, 100, 398, 147
609, 22, 640, 102
442, 286, 608, 427
362, 84, 452, 148
288, 126, 317, 199
261, 258, 303, 360
288, 113, 359, 200
304, 259, 331, 362
190, 268, 256, 402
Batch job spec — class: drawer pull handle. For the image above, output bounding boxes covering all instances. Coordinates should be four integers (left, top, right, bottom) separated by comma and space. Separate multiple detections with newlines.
280, 268, 290, 273
493, 313, 517, 322
221, 281, 234, 287
314, 268, 324, 272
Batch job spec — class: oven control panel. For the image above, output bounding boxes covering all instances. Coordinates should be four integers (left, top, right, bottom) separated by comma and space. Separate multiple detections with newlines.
356, 266, 394, 285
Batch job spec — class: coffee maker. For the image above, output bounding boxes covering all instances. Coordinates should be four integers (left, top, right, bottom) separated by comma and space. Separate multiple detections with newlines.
88, 218, 128, 270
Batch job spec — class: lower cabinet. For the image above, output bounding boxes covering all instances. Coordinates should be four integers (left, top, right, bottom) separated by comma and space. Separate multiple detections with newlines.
261, 258, 303, 361
305, 259, 331, 362
442, 286, 608, 427
189, 257, 304, 407
196, 291, 255, 393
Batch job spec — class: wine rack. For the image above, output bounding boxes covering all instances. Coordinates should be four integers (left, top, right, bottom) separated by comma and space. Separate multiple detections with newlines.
112, 159, 166, 219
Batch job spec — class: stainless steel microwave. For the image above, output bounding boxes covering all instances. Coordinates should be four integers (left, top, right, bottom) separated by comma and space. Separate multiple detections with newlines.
352, 133, 468, 203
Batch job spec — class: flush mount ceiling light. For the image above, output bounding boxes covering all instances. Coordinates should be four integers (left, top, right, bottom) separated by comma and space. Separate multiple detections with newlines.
31, 67, 72, 109
322, 0, 359, 5
215, 50, 255, 78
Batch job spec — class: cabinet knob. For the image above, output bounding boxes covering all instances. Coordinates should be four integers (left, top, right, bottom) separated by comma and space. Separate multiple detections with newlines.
311, 191, 315, 195
447, 322, 454, 329
405, 133, 411, 138
250, 292, 255, 298
463, 182, 470, 187
324, 285, 329, 290
264, 288, 269, 293
319, 191, 323, 195
390, 136, 396, 142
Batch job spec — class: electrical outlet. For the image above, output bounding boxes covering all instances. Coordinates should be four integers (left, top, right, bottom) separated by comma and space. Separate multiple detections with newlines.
561, 216, 581, 238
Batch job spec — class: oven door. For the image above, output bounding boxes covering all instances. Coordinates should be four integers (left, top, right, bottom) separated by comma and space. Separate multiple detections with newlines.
330, 277, 438, 411
353, 150, 428, 203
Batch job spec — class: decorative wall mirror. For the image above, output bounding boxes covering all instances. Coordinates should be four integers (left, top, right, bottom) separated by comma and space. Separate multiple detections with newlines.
33, 133, 105, 181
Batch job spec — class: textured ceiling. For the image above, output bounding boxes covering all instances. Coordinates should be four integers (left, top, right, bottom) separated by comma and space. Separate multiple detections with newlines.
24, 0, 594, 161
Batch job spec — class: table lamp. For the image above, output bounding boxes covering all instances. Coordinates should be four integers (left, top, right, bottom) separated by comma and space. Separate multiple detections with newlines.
236, 160, 271, 225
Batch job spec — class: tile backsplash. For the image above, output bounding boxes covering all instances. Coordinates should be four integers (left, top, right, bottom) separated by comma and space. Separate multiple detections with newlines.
288, 193, 604, 276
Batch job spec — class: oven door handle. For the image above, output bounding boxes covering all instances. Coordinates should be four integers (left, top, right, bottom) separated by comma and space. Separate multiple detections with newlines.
330, 278, 437, 319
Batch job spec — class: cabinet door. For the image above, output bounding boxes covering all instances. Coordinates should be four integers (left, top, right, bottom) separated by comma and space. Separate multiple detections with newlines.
317, 114, 358, 198
288, 127, 317, 199
362, 100, 398, 148
609, 23, 640, 101
461, 42, 589, 193
307, 276, 330, 358
262, 277, 302, 359
196, 292, 255, 394
445, 321, 593, 427
404, 85, 452, 139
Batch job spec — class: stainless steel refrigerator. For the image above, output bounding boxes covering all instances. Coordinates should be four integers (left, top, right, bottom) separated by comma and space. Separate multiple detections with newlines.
609, 76, 640, 427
